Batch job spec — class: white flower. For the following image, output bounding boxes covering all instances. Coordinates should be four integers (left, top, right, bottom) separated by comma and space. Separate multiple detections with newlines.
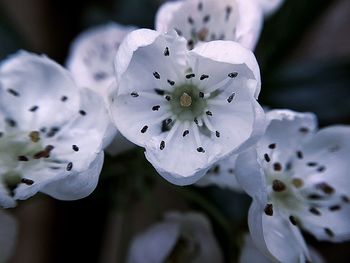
240, 234, 325, 263
66, 22, 136, 98
235, 109, 350, 262
0, 210, 17, 262
155, 0, 263, 50
195, 154, 243, 192
110, 29, 265, 185
256, 0, 285, 16
127, 211, 223, 263
0, 51, 112, 208
66, 23, 137, 156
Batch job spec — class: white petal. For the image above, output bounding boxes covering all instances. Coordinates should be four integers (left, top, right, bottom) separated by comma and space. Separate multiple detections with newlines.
195, 154, 243, 192
0, 211, 17, 262
66, 22, 136, 97
258, 109, 317, 165
257, 0, 285, 16
155, 0, 263, 50
40, 151, 104, 200
191, 40, 261, 98
248, 201, 311, 263
127, 221, 180, 263
0, 51, 80, 130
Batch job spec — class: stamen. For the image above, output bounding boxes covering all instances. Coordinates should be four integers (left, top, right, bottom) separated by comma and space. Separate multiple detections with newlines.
292, 178, 303, 188
273, 162, 282, 171
329, 205, 341, 211
272, 179, 286, 192
197, 147, 205, 153
164, 47, 170, 56
296, 151, 303, 159
152, 105, 160, 111
200, 74, 209, 80
160, 140, 165, 150
264, 153, 270, 162
197, 28, 209, 41
299, 127, 309, 133
18, 156, 29, 161
66, 162, 73, 171
307, 162, 318, 167
316, 183, 334, 195
228, 72, 238, 78
264, 203, 273, 216
227, 93, 236, 103
7, 89, 20, 96
183, 130, 189, 137
72, 145, 79, 152
167, 80, 175, 86
324, 228, 334, 237
21, 178, 34, 185
188, 16, 194, 25
225, 6, 232, 21
5, 118, 16, 127
165, 95, 171, 101
79, 110, 86, 116
185, 73, 195, 79
199, 92, 204, 98
215, 131, 220, 138
268, 143, 276, 149
131, 92, 139, 97
61, 96, 68, 102
141, 125, 148, 133
317, 166, 326, 172
29, 105, 39, 112
198, 2, 203, 11
206, 110, 212, 116
29, 131, 40, 142
203, 15, 210, 23
309, 207, 321, 216
289, 216, 298, 226
153, 72, 160, 79
180, 93, 192, 107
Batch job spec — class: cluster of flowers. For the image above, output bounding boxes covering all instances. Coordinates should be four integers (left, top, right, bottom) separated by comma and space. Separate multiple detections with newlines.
0, 0, 349, 262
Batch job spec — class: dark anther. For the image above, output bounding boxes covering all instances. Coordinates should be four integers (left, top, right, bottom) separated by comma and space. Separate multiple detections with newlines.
316, 182, 334, 195
329, 205, 341, 211
299, 127, 309, 133
141, 125, 148, 133
203, 15, 210, 23
29, 105, 39, 112
309, 207, 321, 216
225, 6, 232, 21
228, 72, 238, 78
188, 16, 194, 24
200, 74, 209, 80
198, 2, 203, 11
264, 153, 271, 162
7, 89, 20, 96
215, 131, 220, 138
18, 156, 29, 161
5, 118, 16, 127
153, 72, 160, 79
93, 72, 107, 81
152, 105, 160, 111
164, 47, 170, 56
47, 127, 60, 137
165, 95, 171, 101
199, 92, 204, 98
227, 93, 235, 103
155, 89, 165, 95
264, 203, 273, 216
183, 130, 189, 137
61, 96, 68, 102
167, 80, 175, 86
324, 228, 334, 237
160, 141, 165, 150
268, 143, 276, 149
186, 73, 195, 79
296, 151, 303, 159
79, 110, 86, 116
66, 162, 73, 171
131, 92, 139, 97
206, 111, 212, 116
197, 147, 205, 153
194, 118, 198, 125
307, 162, 318, 167
317, 166, 326, 172
289, 216, 298, 226
21, 178, 34, 185
272, 179, 286, 192
273, 162, 282, 171
72, 145, 79, 152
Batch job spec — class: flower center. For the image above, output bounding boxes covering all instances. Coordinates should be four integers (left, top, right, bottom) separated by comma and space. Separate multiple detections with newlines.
180, 92, 192, 107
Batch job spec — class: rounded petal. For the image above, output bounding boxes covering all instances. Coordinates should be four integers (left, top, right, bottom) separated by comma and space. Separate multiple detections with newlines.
0, 211, 17, 262
0, 51, 80, 130
66, 22, 136, 97
40, 151, 104, 200
191, 40, 261, 98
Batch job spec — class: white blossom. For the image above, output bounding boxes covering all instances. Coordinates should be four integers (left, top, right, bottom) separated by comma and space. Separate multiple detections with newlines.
127, 212, 223, 263
110, 29, 265, 185
0, 51, 112, 208
235, 109, 350, 262
155, 0, 263, 50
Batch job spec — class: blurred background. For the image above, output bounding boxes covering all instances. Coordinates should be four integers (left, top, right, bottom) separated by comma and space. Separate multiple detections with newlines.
0, 0, 350, 262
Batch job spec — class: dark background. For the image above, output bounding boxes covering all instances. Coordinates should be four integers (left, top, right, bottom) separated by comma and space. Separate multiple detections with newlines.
1, 0, 350, 262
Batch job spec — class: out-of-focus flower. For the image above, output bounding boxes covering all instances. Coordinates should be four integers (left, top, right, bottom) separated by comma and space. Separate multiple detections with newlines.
155, 0, 263, 50
0, 51, 113, 208
256, 0, 285, 16
66, 22, 135, 98
236, 109, 350, 262
0, 210, 17, 262
110, 29, 265, 185
195, 154, 243, 192
127, 211, 223, 263
240, 234, 325, 263
66, 23, 137, 156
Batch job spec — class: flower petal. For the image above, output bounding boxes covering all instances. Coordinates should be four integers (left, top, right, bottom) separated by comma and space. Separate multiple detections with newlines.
67, 22, 135, 97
